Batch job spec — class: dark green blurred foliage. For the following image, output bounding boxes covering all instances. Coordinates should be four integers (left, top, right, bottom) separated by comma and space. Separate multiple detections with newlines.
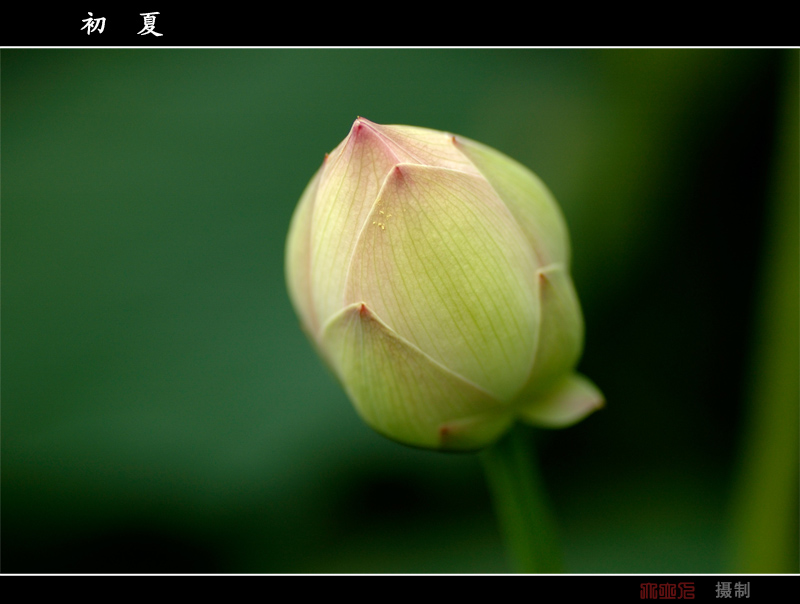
2, 49, 797, 573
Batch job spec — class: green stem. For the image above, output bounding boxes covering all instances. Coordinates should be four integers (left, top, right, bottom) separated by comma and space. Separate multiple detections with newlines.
480, 424, 563, 573
726, 50, 799, 573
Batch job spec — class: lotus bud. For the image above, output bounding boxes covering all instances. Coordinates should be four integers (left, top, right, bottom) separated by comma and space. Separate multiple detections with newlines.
286, 118, 603, 451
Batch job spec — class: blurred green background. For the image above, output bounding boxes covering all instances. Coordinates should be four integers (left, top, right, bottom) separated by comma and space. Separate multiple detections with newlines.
3, 49, 798, 573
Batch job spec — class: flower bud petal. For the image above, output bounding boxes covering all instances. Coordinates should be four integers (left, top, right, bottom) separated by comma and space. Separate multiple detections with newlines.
523, 264, 585, 397
285, 165, 322, 338
310, 120, 406, 325
344, 163, 539, 402
517, 373, 604, 428
360, 122, 480, 174
454, 136, 570, 267
322, 302, 514, 450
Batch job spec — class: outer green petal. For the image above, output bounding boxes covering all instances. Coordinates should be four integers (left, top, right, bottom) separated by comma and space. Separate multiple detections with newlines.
517, 373, 604, 428
322, 302, 514, 451
285, 165, 322, 339
523, 263, 585, 397
344, 163, 539, 402
310, 119, 404, 325
454, 135, 570, 267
